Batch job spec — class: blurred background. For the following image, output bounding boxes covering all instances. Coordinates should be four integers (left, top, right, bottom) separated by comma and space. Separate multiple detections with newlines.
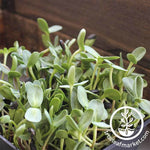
0, 0, 150, 99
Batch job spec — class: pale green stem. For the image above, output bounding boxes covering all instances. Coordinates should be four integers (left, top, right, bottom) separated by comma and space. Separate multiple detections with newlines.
96, 132, 104, 141
118, 98, 125, 108
13, 135, 20, 149
16, 78, 20, 90
110, 100, 115, 113
49, 143, 60, 150
125, 62, 133, 77
24, 141, 31, 150
78, 132, 82, 141
40, 48, 49, 56
42, 129, 51, 138
3, 109, 9, 115
81, 136, 92, 147
49, 69, 57, 88
70, 86, 73, 99
29, 67, 36, 80
16, 98, 26, 112
10, 120, 17, 128
93, 68, 101, 89
0, 80, 12, 87
42, 128, 55, 150
90, 62, 98, 90
69, 49, 81, 65
92, 125, 97, 149
60, 138, 64, 150
109, 67, 114, 89
119, 83, 123, 94
84, 135, 93, 143
119, 62, 133, 106
144, 115, 150, 121
17, 119, 27, 128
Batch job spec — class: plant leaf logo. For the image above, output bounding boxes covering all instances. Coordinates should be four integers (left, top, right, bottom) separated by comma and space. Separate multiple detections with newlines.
118, 109, 135, 137
110, 106, 144, 140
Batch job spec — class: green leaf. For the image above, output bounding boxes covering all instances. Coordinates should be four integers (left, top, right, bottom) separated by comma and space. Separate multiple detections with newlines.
99, 63, 110, 68
0, 115, 10, 124
65, 138, 77, 150
132, 47, 146, 62
37, 18, 49, 33
71, 109, 83, 118
74, 80, 89, 86
48, 25, 63, 33
59, 85, 70, 88
103, 78, 111, 89
143, 79, 148, 88
102, 56, 120, 60
25, 108, 42, 122
54, 35, 59, 47
92, 122, 110, 128
54, 64, 65, 73
53, 110, 68, 127
127, 53, 137, 64
133, 76, 143, 99
104, 60, 126, 71
111, 64, 127, 71
78, 109, 93, 131
71, 88, 82, 110
27, 52, 40, 67
66, 115, 79, 131
77, 29, 86, 50
127, 47, 146, 64
131, 108, 145, 119
10, 88, 20, 99
77, 86, 88, 108
15, 124, 26, 136
139, 99, 150, 114
84, 45, 100, 58
14, 41, 19, 48
44, 109, 52, 125
8, 71, 21, 78
0, 63, 10, 74
49, 45, 58, 57
81, 58, 96, 63
85, 39, 96, 47
103, 89, 121, 101
55, 130, 68, 139
0, 85, 15, 100
68, 38, 76, 48
50, 97, 61, 113
75, 67, 83, 82
68, 66, 75, 86
22, 50, 31, 65
26, 82, 43, 107
42, 34, 50, 47
14, 109, 24, 124
122, 77, 135, 97
88, 99, 108, 121
11, 55, 18, 71
8, 47, 17, 53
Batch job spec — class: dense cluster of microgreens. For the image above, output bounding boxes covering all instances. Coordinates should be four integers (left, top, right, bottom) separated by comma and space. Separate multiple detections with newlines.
0, 18, 150, 150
